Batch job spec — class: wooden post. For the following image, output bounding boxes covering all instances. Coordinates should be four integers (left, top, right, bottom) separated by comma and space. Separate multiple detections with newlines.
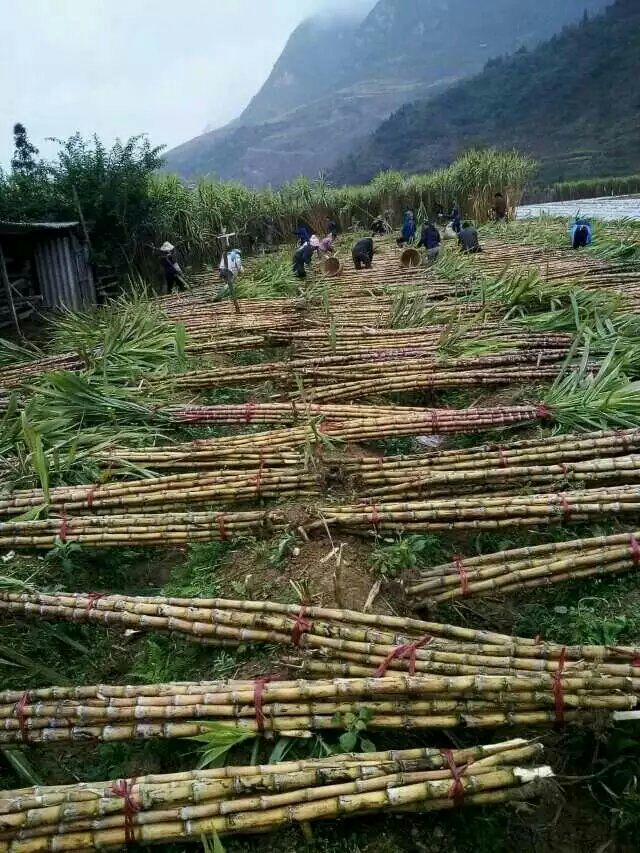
0, 242, 21, 337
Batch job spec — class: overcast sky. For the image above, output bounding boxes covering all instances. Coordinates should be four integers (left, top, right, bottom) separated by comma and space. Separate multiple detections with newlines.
0, 0, 373, 167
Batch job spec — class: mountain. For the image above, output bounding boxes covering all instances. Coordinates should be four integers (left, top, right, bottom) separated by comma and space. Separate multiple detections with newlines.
333, 0, 638, 185
164, 0, 612, 187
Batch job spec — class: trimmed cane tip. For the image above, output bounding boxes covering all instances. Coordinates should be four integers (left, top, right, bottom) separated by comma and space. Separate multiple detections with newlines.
514, 766, 554, 783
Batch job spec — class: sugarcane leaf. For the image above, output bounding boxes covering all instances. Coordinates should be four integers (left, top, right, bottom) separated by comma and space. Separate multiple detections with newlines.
190, 722, 255, 768
1, 748, 42, 786
338, 731, 358, 752
268, 736, 297, 765
0, 644, 71, 684
201, 832, 225, 853
11, 504, 48, 522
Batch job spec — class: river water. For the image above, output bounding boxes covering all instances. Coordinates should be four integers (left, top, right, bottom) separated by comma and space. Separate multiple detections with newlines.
517, 195, 640, 222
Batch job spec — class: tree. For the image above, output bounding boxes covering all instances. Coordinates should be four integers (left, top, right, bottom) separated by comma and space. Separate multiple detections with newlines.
11, 123, 40, 176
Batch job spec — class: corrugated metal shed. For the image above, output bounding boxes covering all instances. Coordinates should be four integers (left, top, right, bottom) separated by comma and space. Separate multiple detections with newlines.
0, 220, 95, 314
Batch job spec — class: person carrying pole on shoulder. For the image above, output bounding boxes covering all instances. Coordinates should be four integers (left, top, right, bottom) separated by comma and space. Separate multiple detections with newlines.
217, 248, 243, 312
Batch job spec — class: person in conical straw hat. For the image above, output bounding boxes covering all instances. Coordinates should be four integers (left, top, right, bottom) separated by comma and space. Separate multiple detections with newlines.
159, 242, 187, 293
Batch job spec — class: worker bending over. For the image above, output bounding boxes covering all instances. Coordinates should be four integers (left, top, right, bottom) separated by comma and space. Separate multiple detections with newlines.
571, 217, 593, 249
458, 221, 482, 254
292, 242, 315, 279
352, 237, 375, 270
417, 221, 441, 262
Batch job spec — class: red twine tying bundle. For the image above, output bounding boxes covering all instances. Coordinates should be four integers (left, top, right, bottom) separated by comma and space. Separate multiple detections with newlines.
244, 401, 256, 423
630, 534, 640, 565
536, 403, 553, 421
430, 410, 440, 433
14, 692, 30, 743
254, 450, 266, 496
561, 463, 570, 478
58, 510, 69, 544
440, 749, 467, 806
453, 553, 470, 596
374, 635, 433, 677
369, 503, 381, 529
217, 513, 228, 541
85, 486, 98, 510
498, 447, 508, 468
111, 778, 140, 845
290, 608, 313, 647
534, 634, 543, 646
253, 677, 271, 733
556, 494, 572, 520
85, 593, 105, 613
552, 647, 568, 723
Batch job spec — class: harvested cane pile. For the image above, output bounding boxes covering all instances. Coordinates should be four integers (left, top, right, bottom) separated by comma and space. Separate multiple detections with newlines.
3, 593, 640, 706
0, 740, 551, 851
104, 404, 551, 471
407, 530, 640, 605
171, 349, 568, 399
317, 484, 640, 535
0, 507, 287, 549
350, 428, 640, 499
0, 466, 317, 519
1, 665, 637, 746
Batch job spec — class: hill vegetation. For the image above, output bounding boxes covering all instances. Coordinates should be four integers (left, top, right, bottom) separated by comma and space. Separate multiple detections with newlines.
334, 0, 639, 185
164, 0, 610, 187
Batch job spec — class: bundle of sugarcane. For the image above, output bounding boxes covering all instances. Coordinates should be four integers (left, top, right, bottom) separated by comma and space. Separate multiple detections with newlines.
4, 592, 640, 684
407, 529, 640, 605
0, 352, 84, 389
317, 484, 640, 534
0, 466, 316, 520
351, 429, 640, 500
0, 740, 551, 850
168, 402, 434, 425
273, 318, 518, 351
0, 507, 285, 549
105, 405, 548, 471
348, 428, 640, 477
171, 348, 569, 393
0, 669, 635, 747
160, 295, 305, 340
288, 363, 563, 403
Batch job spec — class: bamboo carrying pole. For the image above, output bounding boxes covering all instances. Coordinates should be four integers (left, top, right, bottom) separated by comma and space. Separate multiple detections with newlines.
0, 740, 552, 850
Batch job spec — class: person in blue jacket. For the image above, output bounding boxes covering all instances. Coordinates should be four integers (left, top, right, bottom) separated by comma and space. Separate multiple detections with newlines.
396, 210, 416, 246
450, 203, 462, 234
417, 221, 442, 262
571, 217, 593, 249
295, 224, 312, 245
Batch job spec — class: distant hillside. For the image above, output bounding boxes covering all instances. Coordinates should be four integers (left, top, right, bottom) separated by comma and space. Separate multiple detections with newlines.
164, 0, 611, 187
334, 0, 639, 185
